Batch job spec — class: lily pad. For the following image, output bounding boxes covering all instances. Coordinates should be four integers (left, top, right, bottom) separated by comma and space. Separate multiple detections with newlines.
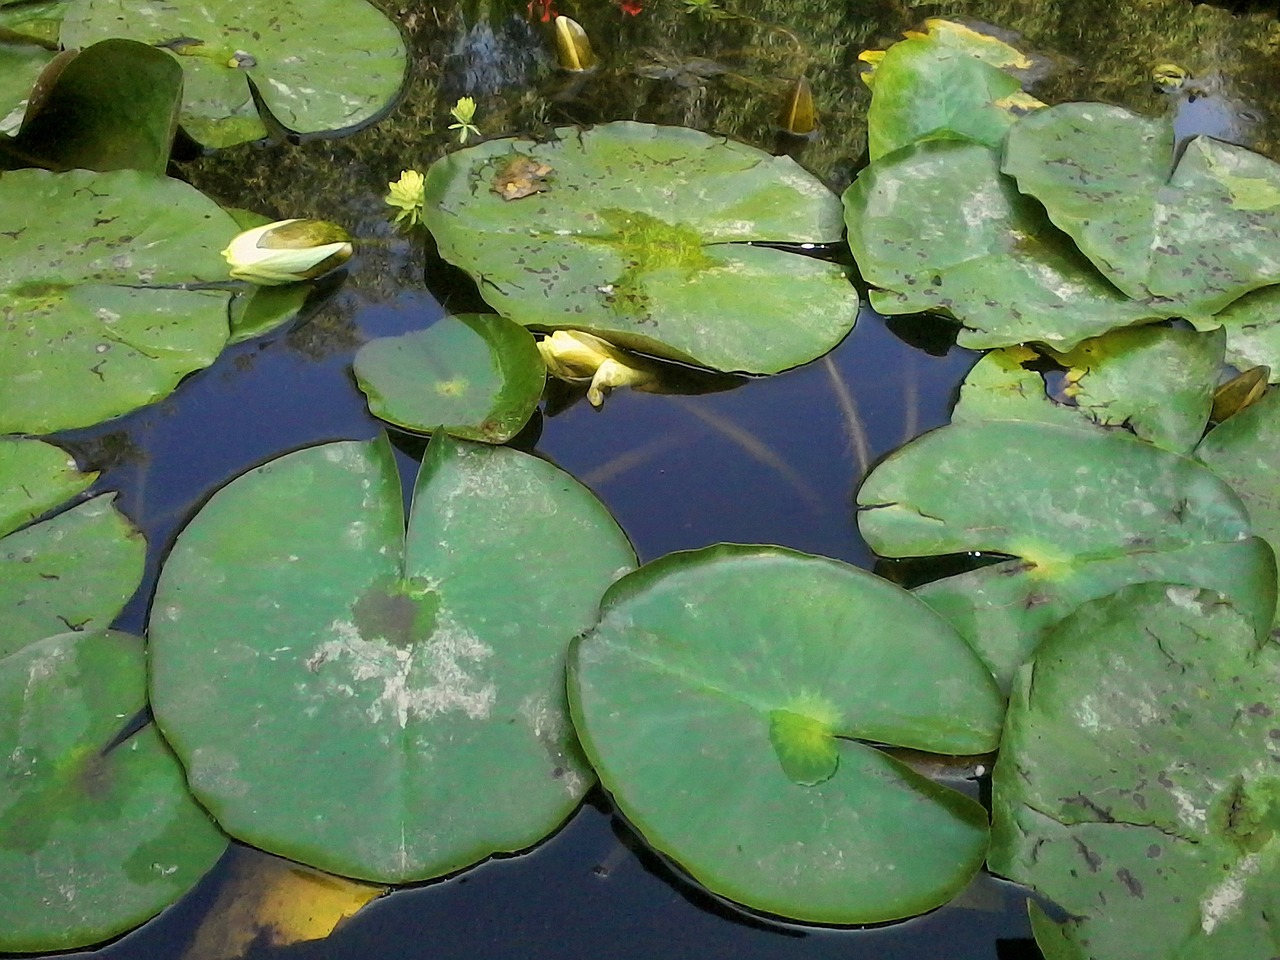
0, 166, 236, 434
858, 421, 1275, 689
353, 314, 545, 442
149, 433, 636, 882
568, 544, 1001, 924
1003, 104, 1280, 319
952, 326, 1224, 453
863, 20, 1043, 161
0, 493, 147, 660
989, 583, 1280, 960
61, 0, 407, 148
421, 122, 860, 374
0, 436, 94, 536
0, 629, 228, 952
2, 38, 181, 174
1204, 284, 1280, 377
843, 139, 1161, 350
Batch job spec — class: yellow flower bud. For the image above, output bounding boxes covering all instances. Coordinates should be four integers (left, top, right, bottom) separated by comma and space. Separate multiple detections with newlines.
385, 169, 427, 226
554, 16, 598, 73
222, 219, 353, 286
537, 330, 655, 408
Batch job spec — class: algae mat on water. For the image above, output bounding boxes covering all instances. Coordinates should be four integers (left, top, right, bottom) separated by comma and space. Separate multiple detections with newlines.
149, 433, 636, 882
422, 122, 860, 375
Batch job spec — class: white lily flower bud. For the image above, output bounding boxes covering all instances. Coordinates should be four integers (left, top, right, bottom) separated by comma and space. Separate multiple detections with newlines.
222, 219, 353, 286
538, 330, 656, 408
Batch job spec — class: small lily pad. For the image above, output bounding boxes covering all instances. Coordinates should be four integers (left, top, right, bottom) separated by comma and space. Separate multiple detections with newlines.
149, 433, 636, 882
858, 421, 1274, 689
0, 167, 236, 433
422, 122, 860, 374
1204, 284, 1280, 377
61, 0, 407, 148
843, 139, 1160, 350
0, 436, 94, 536
990, 583, 1280, 960
353, 314, 545, 442
953, 326, 1224, 453
0, 630, 228, 952
1004, 103, 1280, 319
569, 544, 1001, 924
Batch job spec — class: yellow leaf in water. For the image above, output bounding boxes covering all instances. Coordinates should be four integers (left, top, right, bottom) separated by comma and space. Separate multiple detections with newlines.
183, 847, 387, 960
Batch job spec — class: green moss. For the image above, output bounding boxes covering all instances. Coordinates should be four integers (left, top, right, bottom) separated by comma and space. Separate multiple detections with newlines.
586, 208, 714, 317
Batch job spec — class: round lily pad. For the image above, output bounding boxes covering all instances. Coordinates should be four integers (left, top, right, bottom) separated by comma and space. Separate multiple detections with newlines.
421, 121, 860, 374
0, 437, 94, 537
0, 630, 228, 952
353, 313, 545, 442
0, 493, 146, 661
843, 139, 1161, 350
60, 0, 407, 148
1003, 103, 1280, 320
858, 421, 1274, 690
568, 544, 1002, 924
0, 167, 237, 434
149, 432, 636, 882
990, 583, 1280, 960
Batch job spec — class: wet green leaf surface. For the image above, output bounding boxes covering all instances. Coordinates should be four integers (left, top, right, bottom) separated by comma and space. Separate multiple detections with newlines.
953, 326, 1224, 453
149, 433, 636, 882
0, 630, 227, 952
61, 0, 406, 148
569, 544, 1000, 924
858, 421, 1274, 689
0, 167, 236, 433
422, 122, 859, 374
1004, 104, 1280, 318
1205, 284, 1280, 378
844, 140, 1160, 350
0, 436, 93, 537
3, 39, 181, 174
353, 314, 545, 442
0, 493, 145, 661
990, 583, 1280, 960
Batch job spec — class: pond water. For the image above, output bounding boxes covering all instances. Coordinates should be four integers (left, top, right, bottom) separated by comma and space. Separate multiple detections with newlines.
16, 0, 1280, 957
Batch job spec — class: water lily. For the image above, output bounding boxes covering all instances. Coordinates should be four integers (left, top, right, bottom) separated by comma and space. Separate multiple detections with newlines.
554, 16, 598, 72
537, 330, 656, 407
222, 219, 353, 286
386, 169, 426, 226
448, 97, 481, 144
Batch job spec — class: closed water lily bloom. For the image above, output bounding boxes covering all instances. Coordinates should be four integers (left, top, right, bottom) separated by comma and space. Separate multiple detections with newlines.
538, 330, 655, 407
554, 16, 598, 72
222, 219, 353, 285
386, 169, 426, 226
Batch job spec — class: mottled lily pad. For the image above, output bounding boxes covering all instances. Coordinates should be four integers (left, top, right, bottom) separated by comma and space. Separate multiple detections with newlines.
0, 167, 236, 434
1004, 103, 1280, 319
0, 630, 228, 952
353, 314, 545, 442
1204, 284, 1280, 377
952, 326, 1224, 453
422, 122, 860, 374
61, 0, 407, 148
990, 583, 1280, 960
858, 421, 1274, 690
843, 140, 1160, 350
0, 436, 94, 536
569, 544, 1001, 924
149, 433, 635, 882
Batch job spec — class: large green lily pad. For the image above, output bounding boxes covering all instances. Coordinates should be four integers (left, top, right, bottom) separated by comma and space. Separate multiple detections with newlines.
0, 437, 94, 536
858, 421, 1275, 689
1, 39, 182, 174
863, 19, 1042, 161
1205, 284, 1280, 380
990, 583, 1280, 960
61, 0, 406, 148
0, 630, 228, 952
952, 326, 1224, 454
568, 544, 1001, 924
421, 122, 860, 374
843, 140, 1161, 350
149, 433, 636, 882
0, 167, 236, 434
353, 314, 545, 442
1004, 104, 1280, 320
